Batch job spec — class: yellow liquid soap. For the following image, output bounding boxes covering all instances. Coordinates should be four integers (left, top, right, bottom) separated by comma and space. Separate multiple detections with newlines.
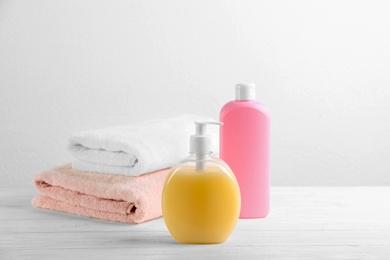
162, 161, 241, 244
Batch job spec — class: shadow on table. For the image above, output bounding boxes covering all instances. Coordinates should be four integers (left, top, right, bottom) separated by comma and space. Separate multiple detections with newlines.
116, 233, 177, 246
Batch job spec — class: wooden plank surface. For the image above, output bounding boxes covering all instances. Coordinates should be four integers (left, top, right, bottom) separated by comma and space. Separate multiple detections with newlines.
1, 187, 389, 259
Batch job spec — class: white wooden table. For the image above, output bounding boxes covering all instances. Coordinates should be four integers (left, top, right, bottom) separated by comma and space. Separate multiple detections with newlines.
1, 187, 389, 259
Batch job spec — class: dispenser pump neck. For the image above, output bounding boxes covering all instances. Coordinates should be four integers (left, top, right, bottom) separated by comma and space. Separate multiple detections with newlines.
195, 122, 207, 135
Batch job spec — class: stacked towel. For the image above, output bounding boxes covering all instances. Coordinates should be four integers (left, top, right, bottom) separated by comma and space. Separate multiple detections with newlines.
68, 114, 219, 175
33, 114, 218, 223
32, 164, 170, 223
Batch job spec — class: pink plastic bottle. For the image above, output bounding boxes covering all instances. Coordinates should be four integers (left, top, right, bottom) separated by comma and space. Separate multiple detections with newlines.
220, 83, 270, 218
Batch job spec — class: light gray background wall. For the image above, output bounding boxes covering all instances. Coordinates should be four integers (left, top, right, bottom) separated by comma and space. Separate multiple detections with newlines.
1, 0, 390, 188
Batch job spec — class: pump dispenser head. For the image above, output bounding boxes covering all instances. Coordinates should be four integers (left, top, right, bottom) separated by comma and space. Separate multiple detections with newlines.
190, 121, 222, 170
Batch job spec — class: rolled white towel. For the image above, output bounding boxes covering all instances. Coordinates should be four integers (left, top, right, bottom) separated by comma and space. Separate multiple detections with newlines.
68, 115, 219, 176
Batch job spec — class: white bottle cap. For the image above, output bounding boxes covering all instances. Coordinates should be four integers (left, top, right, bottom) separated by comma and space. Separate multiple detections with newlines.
235, 83, 256, 100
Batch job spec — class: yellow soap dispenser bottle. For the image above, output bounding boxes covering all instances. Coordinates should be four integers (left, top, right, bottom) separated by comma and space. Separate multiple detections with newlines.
162, 121, 241, 244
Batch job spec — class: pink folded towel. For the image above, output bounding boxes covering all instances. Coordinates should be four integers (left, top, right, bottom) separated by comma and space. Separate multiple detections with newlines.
32, 164, 170, 224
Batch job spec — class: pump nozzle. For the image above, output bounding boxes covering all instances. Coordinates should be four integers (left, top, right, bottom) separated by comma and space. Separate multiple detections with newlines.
190, 121, 222, 155
194, 121, 222, 136
190, 121, 223, 171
